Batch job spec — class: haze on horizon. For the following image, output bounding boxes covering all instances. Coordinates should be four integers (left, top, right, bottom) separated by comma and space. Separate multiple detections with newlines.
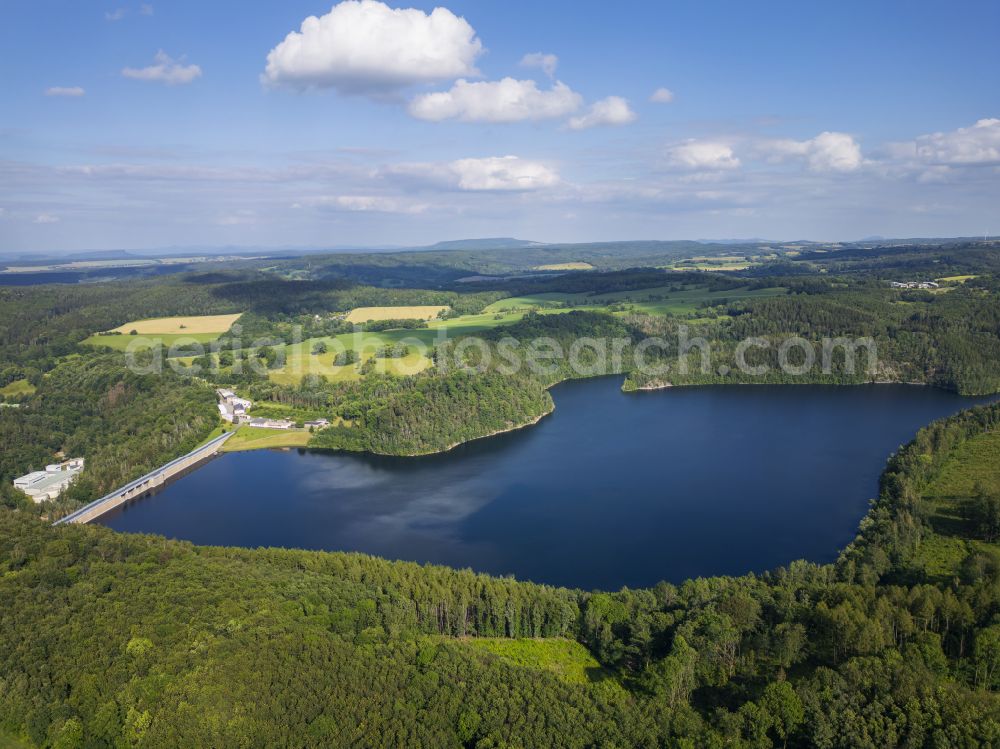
1, 0, 999, 254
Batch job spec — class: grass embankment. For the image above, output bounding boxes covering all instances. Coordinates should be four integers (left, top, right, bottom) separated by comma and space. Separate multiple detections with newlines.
220, 427, 313, 452
81, 313, 243, 351
913, 430, 1000, 580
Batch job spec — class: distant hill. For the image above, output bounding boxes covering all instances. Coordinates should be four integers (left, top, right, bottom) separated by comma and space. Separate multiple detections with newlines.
424, 238, 543, 251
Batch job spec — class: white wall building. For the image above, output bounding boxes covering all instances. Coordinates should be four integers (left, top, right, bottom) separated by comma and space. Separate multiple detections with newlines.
13, 458, 85, 503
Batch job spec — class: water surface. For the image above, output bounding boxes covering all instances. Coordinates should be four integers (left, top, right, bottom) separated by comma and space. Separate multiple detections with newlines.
100, 380, 994, 589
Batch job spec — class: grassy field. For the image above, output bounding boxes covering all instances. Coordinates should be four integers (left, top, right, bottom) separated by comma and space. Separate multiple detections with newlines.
82, 331, 223, 351
220, 426, 314, 452
458, 638, 618, 688
533, 262, 594, 271
345, 305, 450, 323
925, 430, 1000, 500
0, 378, 35, 398
913, 429, 1000, 580
268, 313, 530, 385
937, 275, 978, 284
109, 313, 243, 335
269, 285, 786, 384
82, 313, 243, 351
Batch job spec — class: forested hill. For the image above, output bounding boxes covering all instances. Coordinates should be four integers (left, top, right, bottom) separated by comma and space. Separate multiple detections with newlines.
3, 403, 1000, 746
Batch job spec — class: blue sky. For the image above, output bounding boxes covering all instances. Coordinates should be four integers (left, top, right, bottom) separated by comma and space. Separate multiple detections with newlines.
2, 0, 999, 252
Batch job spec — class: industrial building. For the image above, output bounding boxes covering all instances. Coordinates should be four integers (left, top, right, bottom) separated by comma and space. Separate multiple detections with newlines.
13, 458, 85, 503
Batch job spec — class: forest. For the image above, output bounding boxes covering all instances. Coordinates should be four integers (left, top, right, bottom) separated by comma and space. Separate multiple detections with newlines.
2, 403, 1000, 746
2, 239, 1000, 745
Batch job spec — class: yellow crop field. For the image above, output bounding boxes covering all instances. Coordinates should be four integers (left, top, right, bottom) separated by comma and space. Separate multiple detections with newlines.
345, 305, 449, 323
534, 262, 594, 271
109, 313, 243, 335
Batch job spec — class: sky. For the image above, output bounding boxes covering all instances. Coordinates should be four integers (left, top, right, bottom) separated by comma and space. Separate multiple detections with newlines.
1, 0, 999, 253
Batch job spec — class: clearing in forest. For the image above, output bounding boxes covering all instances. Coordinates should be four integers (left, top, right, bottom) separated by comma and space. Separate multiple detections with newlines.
914, 429, 1000, 580
345, 305, 449, 323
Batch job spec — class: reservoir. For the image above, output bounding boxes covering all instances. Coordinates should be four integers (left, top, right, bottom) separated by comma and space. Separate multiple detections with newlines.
98, 380, 995, 590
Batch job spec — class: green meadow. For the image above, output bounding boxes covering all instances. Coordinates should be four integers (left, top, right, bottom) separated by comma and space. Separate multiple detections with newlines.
913, 429, 1000, 580
268, 313, 529, 385
0, 379, 35, 398
81, 331, 223, 351
457, 637, 620, 690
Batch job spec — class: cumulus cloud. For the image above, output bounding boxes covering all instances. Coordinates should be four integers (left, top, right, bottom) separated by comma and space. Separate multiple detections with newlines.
34, 213, 59, 224
567, 96, 637, 130
105, 8, 127, 21
649, 87, 674, 103
409, 78, 582, 123
668, 140, 740, 170
122, 51, 202, 85
140, 4, 154, 15
911, 118, 1000, 165
308, 195, 429, 214
45, 86, 85, 97
519, 52, 558, 79
762, 132, 863, 172
449, 156, 559, 190
262, 0, 482, 94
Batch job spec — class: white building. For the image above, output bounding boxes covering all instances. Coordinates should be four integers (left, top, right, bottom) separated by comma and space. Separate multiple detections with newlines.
13, 458, 85, 503
248, 417, 294, 430
217, 389, 253, 423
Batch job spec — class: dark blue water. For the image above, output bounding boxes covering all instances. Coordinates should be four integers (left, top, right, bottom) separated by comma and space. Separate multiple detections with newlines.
99, 380, 995, 589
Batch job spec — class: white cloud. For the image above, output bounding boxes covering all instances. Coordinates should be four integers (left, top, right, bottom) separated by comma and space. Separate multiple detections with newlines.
762, 132, 863, 172
912, 118, 1000, 166
307, 195, 429, 214
668, 140, 741, 170
140, 4, 154, 15
449, 156, 559, 190
262, 0, 482, 94
34, 213, 59, 224
105, 8, 127, 21
409, 78, 582, 123
650, 87, 674, 103
122, 51, 202, 85
520, 52, 558, 79
45, 86, 85, 97
567, 96, 637, 130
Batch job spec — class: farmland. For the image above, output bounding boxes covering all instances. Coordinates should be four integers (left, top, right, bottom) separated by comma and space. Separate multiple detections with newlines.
533, 262, 594, 271
108, 313, 243, 335
483, 284, 786, 315
81, 313, 243, 351
268, 312, 531, 384
345, 305, 449, 323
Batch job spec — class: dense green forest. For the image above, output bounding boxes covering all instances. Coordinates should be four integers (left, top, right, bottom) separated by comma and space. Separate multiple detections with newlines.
2, 240, 1000, 745
3, 403, 1000, 746
4, 243, 1000, 504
